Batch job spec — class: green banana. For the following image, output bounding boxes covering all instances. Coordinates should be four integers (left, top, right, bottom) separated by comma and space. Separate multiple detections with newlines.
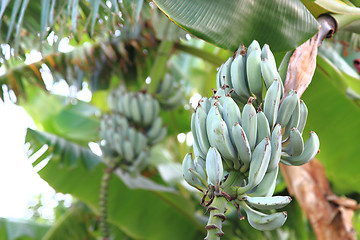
220, 57, 234, 94
113, 132, 123, 155
267, 124, 282, 172
298, 100, 308, 134
281, 131, 319, 166
122, 91, 132, 118
260, 58, 284, 97
246, 40, 261, 56
216, 63, 224, 90
256, 111, 270, 146
199, 97, 211, 113
164, 87, 184, 108
276, 91, 299, 126
248, 167, 279, 197
242, 98, 258, 150
261, 44, 276, 69
283, 128, 304, 157
238, 138, 271, 194
194, 156, 207, 184
147, 117, 163, 140
195, 106, 211, 155
192, 112, 206, 159
206, 105, 239, 169
122, 139, 134, 162
205, 147, 224, 188
242, 195, 292, 210
231, 123, 251, 170
231, 45, 251, 101
182, 153, 205, 190
283, 96, 300, 139
222, 96, 242, 140
240, 201, 287, 231
157, 73, 174, 98
246, 47, 263, 102
142, 93, 154, 126
263, 80, 282, 129
134, 132, 147, 155
149, 127, 167, 145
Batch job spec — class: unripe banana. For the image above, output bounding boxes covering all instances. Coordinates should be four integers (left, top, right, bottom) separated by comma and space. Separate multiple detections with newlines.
220, 57, 234, 94
242, 195, 292, 210
206, 147, 224, 189
130, 94, 142, 123
182, 153, 205, 190
142, 93, 154, 126
267, 124, 282, 172
129, 150, 148, 173
238, 138, 271, 194
164, 87, 184, 109
149, 127, 167, 145
199, 97, 211, 113
121, 92, 131, 118
256, 111, 270, 146
260, 58, 284, 97
231, 45, 251, 101
122, 139, 134, 162
298, 100, 308, 134
231, 123, 251, 169
276, 91, 299, 126
261, 44, 276, 69
194, 156, 207, 185
191, 112, 206, 159
248, 166, 278, 197
223, 96, 242, 139
157, 73, 174, 98
113, 132, 123, 155
283, 96, 300, 139
239, 201, 287, 231
281, 131, 319, 166
216, 63, 224, 90
206, 104, 239, 169
147, 117, 163, 140
283, 128, 304, 157
242, 98, 258, 150
263, 80, 281, 129
246, 40, 261, 56
134, 131, 147, 155
195, 106, 211, 155
246, 47, 263, 102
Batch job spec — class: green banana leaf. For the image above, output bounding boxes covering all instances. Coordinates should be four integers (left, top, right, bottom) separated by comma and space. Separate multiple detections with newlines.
0, 217, 50, 240
302, 68, 360, 194
153, 0, 319, 52
42, 202, 96, 240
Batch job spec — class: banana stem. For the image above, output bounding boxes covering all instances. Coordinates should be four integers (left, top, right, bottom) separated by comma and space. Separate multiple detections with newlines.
205, 195, 228, 240
148, 40, 174, 93
99, 160, 117, 240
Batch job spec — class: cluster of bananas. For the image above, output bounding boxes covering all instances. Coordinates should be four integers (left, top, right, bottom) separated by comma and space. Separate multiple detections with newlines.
155, 73, 185, 110
216, 40, 284, 105
182, 41, 320, 235
100, 86, 167, 174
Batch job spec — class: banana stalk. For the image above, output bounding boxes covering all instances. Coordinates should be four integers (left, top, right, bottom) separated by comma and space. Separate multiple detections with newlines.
205, 195, 228, 240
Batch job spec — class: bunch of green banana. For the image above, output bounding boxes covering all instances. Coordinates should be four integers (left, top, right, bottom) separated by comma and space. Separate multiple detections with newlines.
155, 73, 185, 110
183, 78, 320, 235
99, 114, 150, 174
107, 85, 167, 145
216, 40, 284, 105
108, 85, 160, 128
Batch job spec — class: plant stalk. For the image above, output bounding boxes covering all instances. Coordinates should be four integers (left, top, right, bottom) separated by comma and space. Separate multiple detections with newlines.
205, 195, 228, 240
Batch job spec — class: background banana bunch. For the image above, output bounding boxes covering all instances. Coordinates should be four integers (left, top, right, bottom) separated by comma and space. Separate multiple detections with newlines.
182, 41, 320, 237
155, 73, 185, 110
100, 85, 167, 174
